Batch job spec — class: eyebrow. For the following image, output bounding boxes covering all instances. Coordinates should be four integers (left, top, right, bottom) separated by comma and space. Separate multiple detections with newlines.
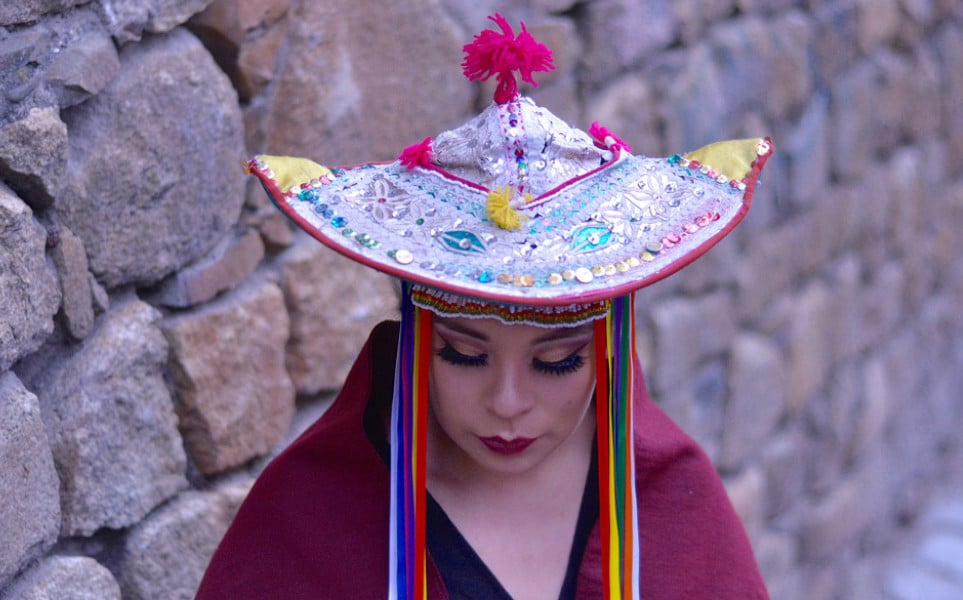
433, 318, 595, 344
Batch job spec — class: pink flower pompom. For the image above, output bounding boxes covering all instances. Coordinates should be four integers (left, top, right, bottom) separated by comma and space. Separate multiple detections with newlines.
462, 14, 554, 104
589, 122, 632, 153
398, 137, 433, 169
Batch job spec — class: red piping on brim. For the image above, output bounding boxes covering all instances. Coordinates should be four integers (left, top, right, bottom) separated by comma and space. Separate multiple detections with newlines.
249, 137, 773, 308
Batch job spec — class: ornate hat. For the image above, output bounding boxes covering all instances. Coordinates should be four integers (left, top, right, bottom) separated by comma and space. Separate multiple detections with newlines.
249, 14, 772, 599
247, 24, 770, 319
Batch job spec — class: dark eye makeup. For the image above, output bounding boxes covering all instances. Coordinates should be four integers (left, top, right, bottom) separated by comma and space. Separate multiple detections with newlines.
533, 351, 585, 376
435, 341, 588, 376
435, 343, 487, 367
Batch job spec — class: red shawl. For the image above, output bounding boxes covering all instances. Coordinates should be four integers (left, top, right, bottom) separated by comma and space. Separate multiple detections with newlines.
196, 321, 768, 599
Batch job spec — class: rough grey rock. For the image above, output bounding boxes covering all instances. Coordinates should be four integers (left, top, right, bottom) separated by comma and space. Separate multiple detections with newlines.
148, 229, 264, 308
649, 291, 737, 394
162, 277, 294, 475
723, 465, 765, 541
584, 74, 663, 157
787, 280, 831, 414
2, 555, 121, 600
45, 30, 121, 108
0, 186, 60, 372
263, 0, 472, 164
59, 27, 244, 289
830, 59, 879, 182
279, 235, 401, 396
0, 1, 89, 26
857, 0, 902, 52
800, 473, 870, 561
787, 92, 830, 208
147, 0, 214, 34
29, 297, 187, 536
936, 24, 963, 174
810, 1, 860, 83
711, 13, 814, 122
95, 0, 214, 43
0, 107, 68, 210
579, 0, 678, 88
186, 0, 291, 100
720, 332, 787, 471
119, 481, 252, 600
50, 226, 95, 340
0, 26, 54, 115
0, 372, 61, 589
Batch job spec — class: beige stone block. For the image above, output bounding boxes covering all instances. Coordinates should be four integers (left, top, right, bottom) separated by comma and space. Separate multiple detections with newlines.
26, 297, 187, 536
787, 280, 831, 414
3, 556, 120, 600
164, 277, 295, 475
723, 465, 766, 542
856, 0, 901, 52
0, 373, 60, 589
721, 332, 787, 470
0, 106, 67, 210
264, 0, 472, 165
280, 236, 400, 395
799, 474, 868, 561
120, 481, 253, 600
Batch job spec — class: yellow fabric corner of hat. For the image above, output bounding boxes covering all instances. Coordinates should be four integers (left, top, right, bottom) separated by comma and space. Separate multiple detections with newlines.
255, 154, 331, 190
683, 138, 765, 182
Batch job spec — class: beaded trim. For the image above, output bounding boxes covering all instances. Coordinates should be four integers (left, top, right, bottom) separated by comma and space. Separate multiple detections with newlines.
410, 284, 608, 327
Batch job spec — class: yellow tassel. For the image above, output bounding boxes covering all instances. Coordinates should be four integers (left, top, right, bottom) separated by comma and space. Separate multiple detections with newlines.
486, 186, 526, 230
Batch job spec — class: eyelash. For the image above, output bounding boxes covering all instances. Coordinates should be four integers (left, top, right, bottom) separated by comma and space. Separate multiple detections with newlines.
435, 343, 587, 376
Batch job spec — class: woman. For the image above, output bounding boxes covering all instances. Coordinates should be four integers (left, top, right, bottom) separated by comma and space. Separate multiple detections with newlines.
197, 15, 771, 599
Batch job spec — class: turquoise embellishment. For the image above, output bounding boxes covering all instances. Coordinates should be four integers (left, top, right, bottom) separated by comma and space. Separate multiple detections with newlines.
569, 224, 612, 253
439, 230, 486, 254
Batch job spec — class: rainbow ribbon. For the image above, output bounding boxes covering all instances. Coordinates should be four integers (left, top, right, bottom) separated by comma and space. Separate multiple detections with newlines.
389, 283, 430, 600
595, 295, 641, 599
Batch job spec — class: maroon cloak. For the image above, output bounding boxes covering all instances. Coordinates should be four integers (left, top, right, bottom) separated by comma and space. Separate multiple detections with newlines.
196, 322, 769, 599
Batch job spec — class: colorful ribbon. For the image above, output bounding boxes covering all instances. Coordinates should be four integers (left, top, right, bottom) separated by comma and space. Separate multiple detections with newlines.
595, 295, 641, 599
390, 282, 430, 600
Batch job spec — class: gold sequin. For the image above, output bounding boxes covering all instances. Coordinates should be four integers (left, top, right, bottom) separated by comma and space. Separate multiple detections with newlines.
575, 267, 594, 283
547, 273, 564, 285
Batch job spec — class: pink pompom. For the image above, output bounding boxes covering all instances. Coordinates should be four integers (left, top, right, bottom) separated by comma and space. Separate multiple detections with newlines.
462, 14, 555, 104
589, 122, 632, 153
399, 137, 433, 169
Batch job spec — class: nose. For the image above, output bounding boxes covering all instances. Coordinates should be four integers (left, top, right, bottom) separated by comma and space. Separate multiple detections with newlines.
486, 362, 533, 420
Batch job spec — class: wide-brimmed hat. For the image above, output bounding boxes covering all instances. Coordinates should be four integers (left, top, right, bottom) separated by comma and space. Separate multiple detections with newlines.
247, 22, 771, 312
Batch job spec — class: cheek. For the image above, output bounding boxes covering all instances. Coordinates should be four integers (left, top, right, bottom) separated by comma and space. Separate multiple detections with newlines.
428, 361, 477, 423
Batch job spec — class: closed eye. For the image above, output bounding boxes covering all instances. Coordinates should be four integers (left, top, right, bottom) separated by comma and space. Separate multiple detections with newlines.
532, 346, 587, 376
436, 343, 487, 367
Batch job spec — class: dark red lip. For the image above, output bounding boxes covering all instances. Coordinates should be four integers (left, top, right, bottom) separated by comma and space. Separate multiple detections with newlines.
479, 436, 536, 455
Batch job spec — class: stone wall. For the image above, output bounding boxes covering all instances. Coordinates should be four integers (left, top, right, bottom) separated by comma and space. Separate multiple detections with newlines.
1, 0, 961, 598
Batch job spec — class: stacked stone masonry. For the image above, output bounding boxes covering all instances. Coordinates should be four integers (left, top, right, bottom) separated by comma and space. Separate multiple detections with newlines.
1, 0, 961, 598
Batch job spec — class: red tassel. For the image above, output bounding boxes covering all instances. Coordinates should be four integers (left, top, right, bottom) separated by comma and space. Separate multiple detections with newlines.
589, 122, 632, 153
462, 13, 554, 104
399, 137, 433, 169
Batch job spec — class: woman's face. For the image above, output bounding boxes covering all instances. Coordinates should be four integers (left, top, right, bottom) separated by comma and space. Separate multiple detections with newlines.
427, 315, 597, 480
